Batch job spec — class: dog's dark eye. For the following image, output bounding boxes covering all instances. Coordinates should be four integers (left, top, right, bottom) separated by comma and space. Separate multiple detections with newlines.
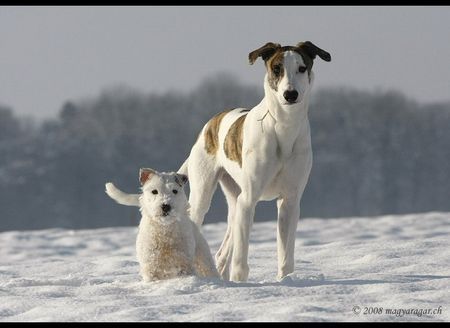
152, 190, 158, 195
273, 65, 281, 76
298, 66, 307, 73
172, 189, 178, 194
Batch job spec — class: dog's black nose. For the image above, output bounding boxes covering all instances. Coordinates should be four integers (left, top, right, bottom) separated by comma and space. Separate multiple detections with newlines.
161, 204, 171, 214
283, 90, 298, 103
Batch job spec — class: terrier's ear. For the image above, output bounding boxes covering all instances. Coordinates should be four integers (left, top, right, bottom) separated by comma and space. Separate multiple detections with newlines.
296, 41, 331, 62
248, 42, 281, 65
175, 174, 188, 187
139, 168, 156, 186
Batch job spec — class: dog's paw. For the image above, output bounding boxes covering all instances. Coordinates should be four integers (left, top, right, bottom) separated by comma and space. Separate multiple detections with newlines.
278, 274, 294, 285
230, 265, 249, 282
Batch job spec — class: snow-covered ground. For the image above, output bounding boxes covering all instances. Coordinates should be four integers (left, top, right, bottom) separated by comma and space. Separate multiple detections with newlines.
1, 212, 449, 322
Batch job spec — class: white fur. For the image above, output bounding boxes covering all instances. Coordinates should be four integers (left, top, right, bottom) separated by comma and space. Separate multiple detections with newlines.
105, 171, 219, 282
179, 50, 316, 282
105, 183, 140, 207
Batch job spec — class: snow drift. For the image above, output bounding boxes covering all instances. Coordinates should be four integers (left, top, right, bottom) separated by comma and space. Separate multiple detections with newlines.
1, 212, 449, 321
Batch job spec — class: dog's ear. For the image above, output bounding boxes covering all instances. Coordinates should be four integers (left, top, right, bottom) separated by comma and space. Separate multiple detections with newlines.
296, 41, 331, 62
175, 174, 188, 187
248, 42, 281, 65
139, 168, 156, 186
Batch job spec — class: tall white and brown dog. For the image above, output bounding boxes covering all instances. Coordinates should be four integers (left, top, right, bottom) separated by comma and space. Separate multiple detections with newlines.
179, 41, 331, 282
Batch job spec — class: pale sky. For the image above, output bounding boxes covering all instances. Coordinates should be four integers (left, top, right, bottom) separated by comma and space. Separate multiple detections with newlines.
1, 6, 450, 119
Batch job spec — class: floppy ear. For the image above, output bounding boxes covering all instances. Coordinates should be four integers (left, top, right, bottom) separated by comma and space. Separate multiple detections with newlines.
296, 41, 331, 62
139, 168, 156, 186
248, 42, 281, 64
175, 174, 188, 187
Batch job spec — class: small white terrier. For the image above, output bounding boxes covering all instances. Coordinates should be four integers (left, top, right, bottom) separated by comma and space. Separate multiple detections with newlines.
105, 168, 219, 282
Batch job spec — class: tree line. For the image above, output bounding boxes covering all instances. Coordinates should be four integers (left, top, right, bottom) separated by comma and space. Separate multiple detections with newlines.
1, 73, 449, 231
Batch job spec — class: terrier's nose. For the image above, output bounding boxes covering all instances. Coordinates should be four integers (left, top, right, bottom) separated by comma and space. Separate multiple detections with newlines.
161, 204, 171, 214
283, 90, 298, 103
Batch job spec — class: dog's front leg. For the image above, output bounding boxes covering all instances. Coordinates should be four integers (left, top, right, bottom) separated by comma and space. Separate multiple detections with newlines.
276, 196, 301, 280
230, 168, 270, 282
230, 190, 257, 282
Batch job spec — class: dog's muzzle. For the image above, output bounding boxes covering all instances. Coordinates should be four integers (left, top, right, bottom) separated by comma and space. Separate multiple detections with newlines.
161, 204, 171, 216
283, 90, 298, 104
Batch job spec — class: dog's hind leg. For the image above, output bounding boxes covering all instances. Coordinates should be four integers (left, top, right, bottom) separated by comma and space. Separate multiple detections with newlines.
177, 159, 188, 176
215, 173, 240, 281
185, 149, 220, 226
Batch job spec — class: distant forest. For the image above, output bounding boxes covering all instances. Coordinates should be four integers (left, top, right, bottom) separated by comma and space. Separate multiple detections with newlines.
1, 73, 449, 231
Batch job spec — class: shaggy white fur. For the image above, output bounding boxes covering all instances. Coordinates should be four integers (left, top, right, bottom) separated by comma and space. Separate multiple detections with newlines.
105, 168, 218, 282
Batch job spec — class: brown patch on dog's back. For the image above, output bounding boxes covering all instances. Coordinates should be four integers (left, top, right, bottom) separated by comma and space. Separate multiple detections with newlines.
204, 110, 230, 155
224, 114, 247, 167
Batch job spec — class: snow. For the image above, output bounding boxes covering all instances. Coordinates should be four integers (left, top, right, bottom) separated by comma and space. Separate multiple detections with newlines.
1, 212, 449, 322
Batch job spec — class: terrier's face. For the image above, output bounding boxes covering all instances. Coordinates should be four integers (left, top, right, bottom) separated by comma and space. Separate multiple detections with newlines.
138, 168, 189, 221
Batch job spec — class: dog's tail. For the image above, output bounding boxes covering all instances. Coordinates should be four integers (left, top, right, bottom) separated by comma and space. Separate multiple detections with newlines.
105, 182, 140, 207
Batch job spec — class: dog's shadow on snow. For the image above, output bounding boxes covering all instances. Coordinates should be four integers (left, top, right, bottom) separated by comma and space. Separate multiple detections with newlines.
218, 274, 450, 289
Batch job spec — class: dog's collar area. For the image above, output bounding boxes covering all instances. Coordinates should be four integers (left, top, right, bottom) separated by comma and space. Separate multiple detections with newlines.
151, 214, 181, 220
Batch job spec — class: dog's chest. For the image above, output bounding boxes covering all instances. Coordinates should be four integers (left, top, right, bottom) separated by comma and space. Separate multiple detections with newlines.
155, 225, 192, 252
137, 220, 195, 262
260, 131, 312, 200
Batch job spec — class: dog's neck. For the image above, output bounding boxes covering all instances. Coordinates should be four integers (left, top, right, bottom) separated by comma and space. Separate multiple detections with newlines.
257, 74, 312, 154
262, 74, 310, 126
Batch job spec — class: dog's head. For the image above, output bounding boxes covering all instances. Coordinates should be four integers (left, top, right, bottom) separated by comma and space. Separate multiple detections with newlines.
138, 168, 189, 221
249, 41, 331, 107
